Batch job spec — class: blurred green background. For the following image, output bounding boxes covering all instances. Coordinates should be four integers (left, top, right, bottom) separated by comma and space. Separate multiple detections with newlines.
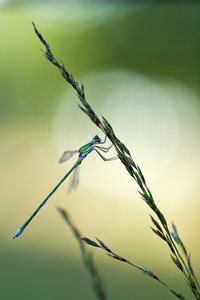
1, 1, 200, 299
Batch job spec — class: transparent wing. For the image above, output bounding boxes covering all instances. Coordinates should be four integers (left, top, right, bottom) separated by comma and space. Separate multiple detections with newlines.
59, 150, 79, 164
68, 166, 80, 193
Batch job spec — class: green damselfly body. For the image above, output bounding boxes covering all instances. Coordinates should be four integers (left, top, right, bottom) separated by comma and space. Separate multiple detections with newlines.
13, 135, 117, 239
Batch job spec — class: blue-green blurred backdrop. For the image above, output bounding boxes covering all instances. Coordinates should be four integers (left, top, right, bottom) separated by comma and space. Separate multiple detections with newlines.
1, 1, 200, 300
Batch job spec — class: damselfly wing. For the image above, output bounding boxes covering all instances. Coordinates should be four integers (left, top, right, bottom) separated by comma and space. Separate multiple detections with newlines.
59, 150, 79, 163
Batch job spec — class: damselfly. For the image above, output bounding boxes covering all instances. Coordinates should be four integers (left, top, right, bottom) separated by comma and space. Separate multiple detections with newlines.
13, 135, 117, 239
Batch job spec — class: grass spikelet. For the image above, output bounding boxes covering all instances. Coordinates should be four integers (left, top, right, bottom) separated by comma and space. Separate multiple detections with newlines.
33, 22, 200, 300
57, 207, 107, 300
81, 236, 186, 299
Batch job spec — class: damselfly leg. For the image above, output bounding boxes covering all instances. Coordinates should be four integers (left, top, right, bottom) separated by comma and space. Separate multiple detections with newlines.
98, 135, 107, 144
95, 144, 113, 153
95, 138, 118, 161
95, 148, 118, 162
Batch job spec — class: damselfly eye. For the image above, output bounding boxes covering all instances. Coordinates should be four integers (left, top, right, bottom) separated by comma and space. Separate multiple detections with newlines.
93, 135, 101, 143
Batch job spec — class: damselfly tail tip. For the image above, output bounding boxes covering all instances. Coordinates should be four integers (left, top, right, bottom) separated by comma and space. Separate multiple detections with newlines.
13, 228, 23, 239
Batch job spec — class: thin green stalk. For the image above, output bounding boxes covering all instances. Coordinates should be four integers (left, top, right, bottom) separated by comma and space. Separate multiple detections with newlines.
32, 22, 200, 299
57, 207, 107, 300
81, 236, 185, 300
171, 223, 200, 298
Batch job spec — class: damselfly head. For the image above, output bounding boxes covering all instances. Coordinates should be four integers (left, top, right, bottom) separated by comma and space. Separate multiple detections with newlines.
93, 135, 101, 144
